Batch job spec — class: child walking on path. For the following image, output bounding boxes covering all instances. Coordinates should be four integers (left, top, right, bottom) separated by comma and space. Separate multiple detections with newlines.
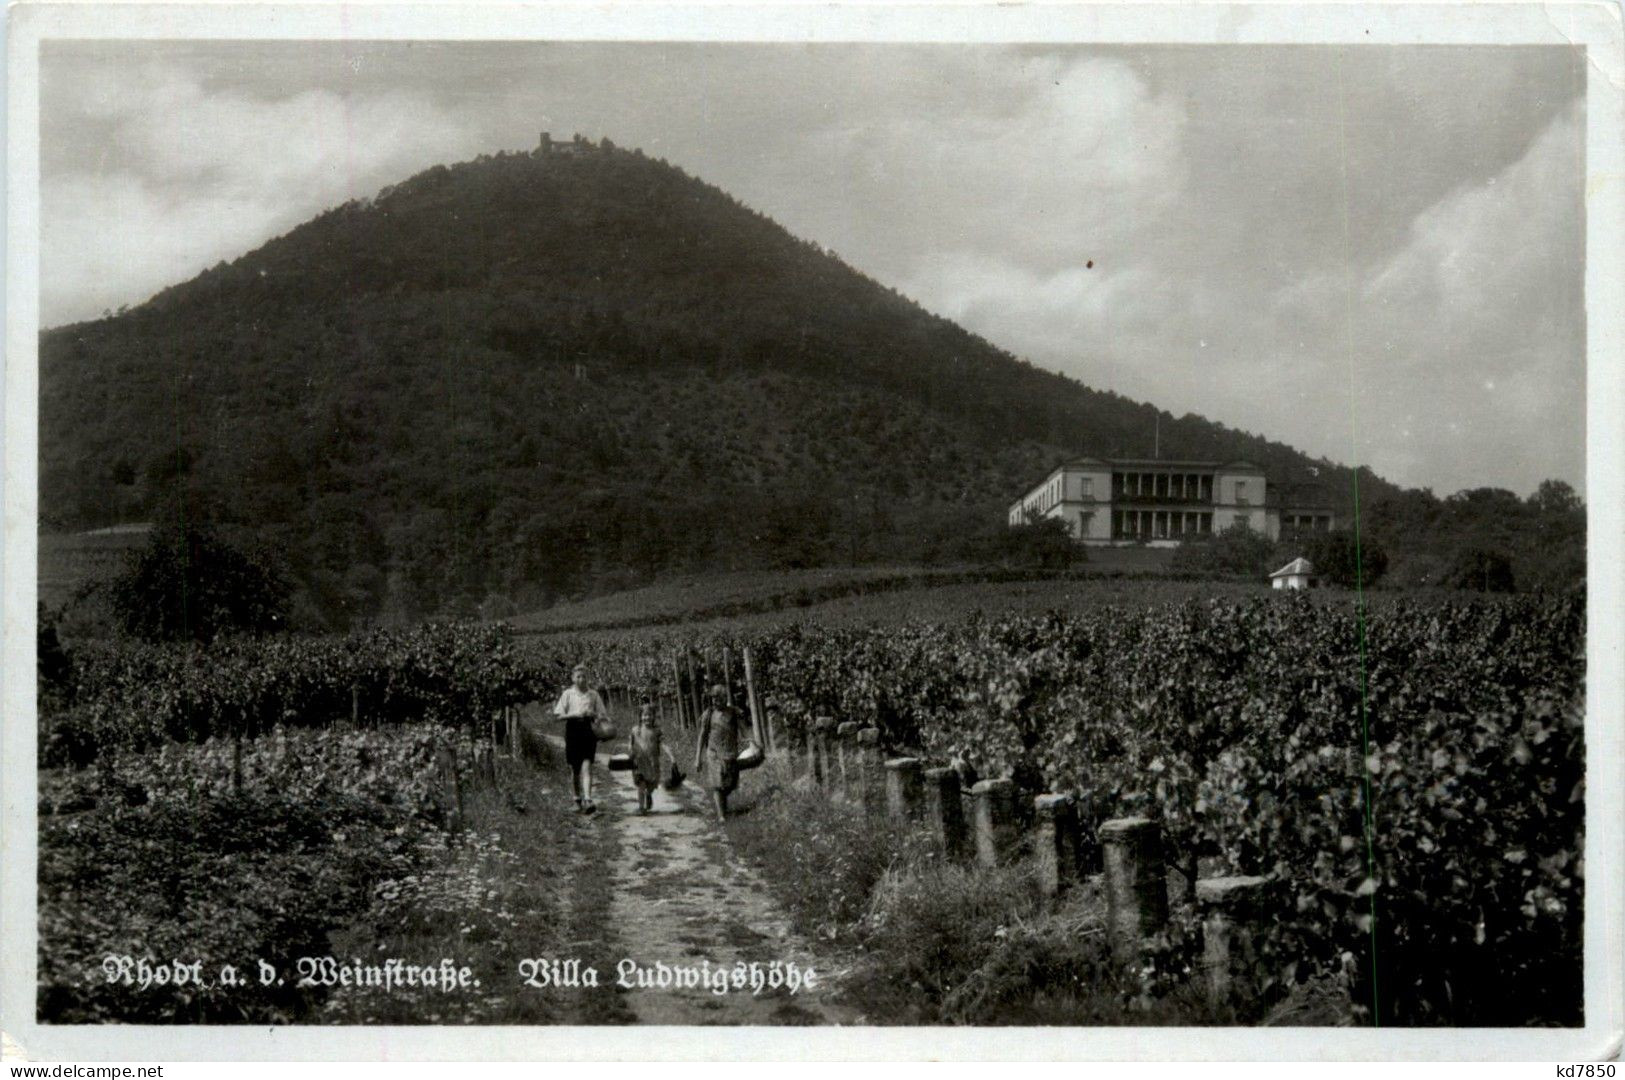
554, 663, 609, 814
628, 700, 664, 815
693, 684, 741, 822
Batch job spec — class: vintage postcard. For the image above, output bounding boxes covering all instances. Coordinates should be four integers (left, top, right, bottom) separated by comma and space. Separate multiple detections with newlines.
3, 0, 1622, 1063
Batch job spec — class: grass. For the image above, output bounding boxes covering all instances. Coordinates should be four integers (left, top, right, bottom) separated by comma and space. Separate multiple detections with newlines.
508, 549, 1205, 635
556, 775, 636, 1025
319, 739, 592, 1025
38, 526, 149, 610
510, 565, 959, 631
539, 577, 1285, 647
517, 569, 1457, 650
715, 761, 1278, 1026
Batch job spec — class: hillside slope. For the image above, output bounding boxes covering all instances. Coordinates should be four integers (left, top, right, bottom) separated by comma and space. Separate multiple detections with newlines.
40, 139, 1391, 624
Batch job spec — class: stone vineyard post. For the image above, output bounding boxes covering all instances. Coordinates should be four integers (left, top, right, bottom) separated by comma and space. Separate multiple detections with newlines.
1099, 817, 1169, 963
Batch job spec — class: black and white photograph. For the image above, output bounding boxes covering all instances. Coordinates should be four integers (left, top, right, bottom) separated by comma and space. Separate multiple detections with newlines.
4, 1, 1623, 1062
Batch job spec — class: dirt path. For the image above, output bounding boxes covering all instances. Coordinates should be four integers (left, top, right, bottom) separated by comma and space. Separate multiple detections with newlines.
544, 716, 855, 1025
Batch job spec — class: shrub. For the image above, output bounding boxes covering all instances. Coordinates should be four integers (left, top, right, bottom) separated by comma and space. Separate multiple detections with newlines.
958, 516, 1086, 570
1170, 522, 1277, 578
37, 786, 411, 1022
724, 780, 913, 936
1304, 530, 1388, 589
862, 861, 1041, 1006
107, 521, 290, 642
1444, 547, 1516, 593
37, 603, 73, 710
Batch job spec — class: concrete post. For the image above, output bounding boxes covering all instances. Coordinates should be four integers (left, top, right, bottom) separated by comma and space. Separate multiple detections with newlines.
834, 721, 859, 799
970, 778, 1019, 867
856, 728, 883, 812
1099, 817, 1169, 962
809, 716, 832, 786
1033, 793, 1082, 898
923, 766, 969, 860
1197, 875, 1269, 1001
884, 758, 925, 820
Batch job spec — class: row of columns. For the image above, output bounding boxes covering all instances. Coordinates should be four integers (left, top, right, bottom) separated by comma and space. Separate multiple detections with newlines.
1115, 508, 1214, 540
1114, 471, 1214, 501
790, 714, 1270, 999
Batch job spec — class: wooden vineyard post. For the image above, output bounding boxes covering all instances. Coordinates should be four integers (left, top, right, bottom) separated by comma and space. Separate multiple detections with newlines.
682, 658, 695, 729
455, 753, 465, 828
766, 702, 784, 756
351, 685, 360, 728
232, 708, 245, 793
688, 653, 704, 721
703, 651, 714, 698
670, 657, 687, 729
723, 646, 737, 706
742, 647, 767, 750
435, 742, 463, 833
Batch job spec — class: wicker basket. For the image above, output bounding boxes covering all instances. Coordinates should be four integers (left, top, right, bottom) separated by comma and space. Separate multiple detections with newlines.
592, 717, 618, 740
736, 743, 765, 771
608, 753, 633, 772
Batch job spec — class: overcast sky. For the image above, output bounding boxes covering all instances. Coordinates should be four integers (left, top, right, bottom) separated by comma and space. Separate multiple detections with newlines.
40, 42, 1585, 497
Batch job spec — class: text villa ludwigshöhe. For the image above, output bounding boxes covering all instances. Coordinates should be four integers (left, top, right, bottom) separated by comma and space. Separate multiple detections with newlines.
520, 957, 819, 995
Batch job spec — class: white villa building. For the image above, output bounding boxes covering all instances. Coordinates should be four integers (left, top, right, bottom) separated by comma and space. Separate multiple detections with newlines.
1007, 457, 1336, 546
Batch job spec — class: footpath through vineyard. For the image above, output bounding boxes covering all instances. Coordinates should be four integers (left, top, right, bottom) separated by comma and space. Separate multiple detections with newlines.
536, 707, 855, 1025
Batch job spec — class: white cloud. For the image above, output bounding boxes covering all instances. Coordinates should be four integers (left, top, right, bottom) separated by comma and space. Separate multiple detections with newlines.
862, 54, 1189, 271
42, 62, 486, 324
1351, 104, 1584, 492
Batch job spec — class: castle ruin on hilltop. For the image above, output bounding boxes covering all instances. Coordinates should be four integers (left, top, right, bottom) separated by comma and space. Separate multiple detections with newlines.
537, 131, 615, 157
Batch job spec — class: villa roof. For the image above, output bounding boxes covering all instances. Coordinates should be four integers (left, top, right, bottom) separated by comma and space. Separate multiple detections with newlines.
1270, 557, 1315, 578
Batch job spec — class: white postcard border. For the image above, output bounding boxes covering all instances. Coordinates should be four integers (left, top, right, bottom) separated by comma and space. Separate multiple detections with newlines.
4, 0, 1621, 1061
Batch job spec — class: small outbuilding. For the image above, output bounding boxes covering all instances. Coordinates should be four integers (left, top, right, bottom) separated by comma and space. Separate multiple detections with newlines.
1270, 556, 1315, 591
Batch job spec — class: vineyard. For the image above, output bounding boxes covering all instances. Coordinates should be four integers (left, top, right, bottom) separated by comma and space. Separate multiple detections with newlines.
37, 590, 1585, 1025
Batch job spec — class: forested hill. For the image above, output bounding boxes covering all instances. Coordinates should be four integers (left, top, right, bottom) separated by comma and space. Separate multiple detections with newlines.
40, 137, 1393, 625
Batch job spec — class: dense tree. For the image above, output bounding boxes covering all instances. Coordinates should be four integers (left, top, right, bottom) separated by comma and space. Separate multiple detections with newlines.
1365, 478, 1582, 592
37, 603, 73, 712
1444, 547, 1517, 593
1305, 530, 1389, 590
1529, 479, 1581, 515
969, 514, 1087, 569
106, 522, 290, 642
1170, 522, 1278, 578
